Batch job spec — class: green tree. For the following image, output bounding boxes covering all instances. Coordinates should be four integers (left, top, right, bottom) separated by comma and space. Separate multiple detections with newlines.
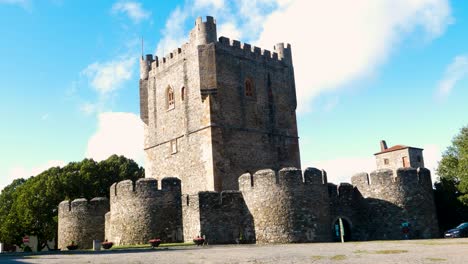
437, 126, 468, 204
0, 178, 26, 245
435, 126, 468, 232
0, 155, 144, 250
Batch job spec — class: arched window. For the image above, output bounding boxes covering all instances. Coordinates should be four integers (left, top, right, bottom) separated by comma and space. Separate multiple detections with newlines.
167, 86, 175, 109
181, 87, 186, 101
245, 78, 254, 97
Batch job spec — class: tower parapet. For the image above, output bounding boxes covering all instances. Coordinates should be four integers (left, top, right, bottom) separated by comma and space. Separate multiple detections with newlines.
106, 177, 183, 245
217, 37, 292, 67
58, 197, 109, 249
351, 167, 438, 240
239, 167, 331, 243
189, 16, 217, 45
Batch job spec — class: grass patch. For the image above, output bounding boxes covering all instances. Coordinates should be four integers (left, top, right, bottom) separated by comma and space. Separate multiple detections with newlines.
310, 255, 325, 260
330, 255, 346, 260
111, 242, 195, 250
427, 258, 446, 262
353, 249, 407, 254
353, 250, 369, 254
374, 250, 408, 254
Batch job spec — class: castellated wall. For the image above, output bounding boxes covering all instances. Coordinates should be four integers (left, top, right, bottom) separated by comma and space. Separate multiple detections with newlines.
239, 167, 331, 243
182, 191, 255, 244
141, 16, 301, 194
58, 197, 109, 249
210, 36, 300, 191
351, 167, 439, 240
328, 183, 368, 241
142, 18, 219, 194
106, 177, 183, 246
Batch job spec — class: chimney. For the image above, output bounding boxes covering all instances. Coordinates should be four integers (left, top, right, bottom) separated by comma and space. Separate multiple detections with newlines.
380, 140, 388, 152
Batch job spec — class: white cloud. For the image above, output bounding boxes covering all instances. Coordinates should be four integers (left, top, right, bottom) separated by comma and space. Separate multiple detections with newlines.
155, 6, 189, 56
436, 54, 468, 100
422, 144, 442, 181
80, 102, 98, 115
82, 57, 136, 94
256, 0, 452, 112
154, 0, 275, 56
305, 144, 442, 185
111, 1, 150, 23
85, 112, 144, 165
154, 0, 451, 111
0, 0, 31, 9
218, 22, 242, 40
2, 160, 66, 191
193, 0, 225, 10
304, 156, 375, 184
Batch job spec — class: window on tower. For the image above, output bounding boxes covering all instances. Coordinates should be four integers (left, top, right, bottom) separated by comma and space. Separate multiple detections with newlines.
167, 86, 175, 109
245, 78, 255, 97
181, 87, 185, 101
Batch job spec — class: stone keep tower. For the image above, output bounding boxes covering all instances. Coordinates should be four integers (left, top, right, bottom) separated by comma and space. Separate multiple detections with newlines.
140, 16, 300, 194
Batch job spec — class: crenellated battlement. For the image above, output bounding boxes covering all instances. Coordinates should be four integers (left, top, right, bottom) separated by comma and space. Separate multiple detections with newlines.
110, 177, 181, 198
351, 167, 432, 187
58, 197, 109, 214
58, 197, 109, 249
327, 183, 356, 199
239, 167, 328, 190
217, 36, 292, 66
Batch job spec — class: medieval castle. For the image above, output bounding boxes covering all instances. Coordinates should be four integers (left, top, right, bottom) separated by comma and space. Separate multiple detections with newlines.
57, 16, 439, 249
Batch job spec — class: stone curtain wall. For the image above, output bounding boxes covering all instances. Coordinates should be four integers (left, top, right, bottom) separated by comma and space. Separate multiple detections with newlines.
198, 191, 254, 244
106, 178, 183, 246
328, 183, 369, 241
352, 168, 439, 240
239, 167, 331, 243
58, 197, 109, 249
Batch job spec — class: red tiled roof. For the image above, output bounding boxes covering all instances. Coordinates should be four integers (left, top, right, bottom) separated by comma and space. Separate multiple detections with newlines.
374, 145, 409, 155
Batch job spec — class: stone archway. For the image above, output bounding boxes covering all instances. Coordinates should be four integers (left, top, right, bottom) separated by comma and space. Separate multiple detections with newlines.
332, 217, 352, 242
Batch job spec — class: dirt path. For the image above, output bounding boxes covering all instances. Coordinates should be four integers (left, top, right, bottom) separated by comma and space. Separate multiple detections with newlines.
1, 238, 466, 264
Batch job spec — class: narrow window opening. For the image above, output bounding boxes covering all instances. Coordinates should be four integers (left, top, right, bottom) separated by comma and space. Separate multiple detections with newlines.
167, 86, 175, 109
181, 87, 186, 101
170, 139, 177, 154
245, 78, 254, 97
384, 158, 389, 165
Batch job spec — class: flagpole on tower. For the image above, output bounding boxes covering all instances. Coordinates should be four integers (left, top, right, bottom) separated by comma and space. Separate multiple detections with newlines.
141, 36, 144, 58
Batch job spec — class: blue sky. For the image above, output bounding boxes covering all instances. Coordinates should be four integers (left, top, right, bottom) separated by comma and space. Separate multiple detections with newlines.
0, 0, 467, 190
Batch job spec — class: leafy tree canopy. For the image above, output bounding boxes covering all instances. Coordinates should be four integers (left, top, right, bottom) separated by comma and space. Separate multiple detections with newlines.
435, 125, 468, 231
0, 155, 144, 249
437, 126, 468, 204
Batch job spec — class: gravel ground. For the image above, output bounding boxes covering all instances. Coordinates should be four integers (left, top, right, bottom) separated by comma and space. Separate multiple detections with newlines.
0, 238, 466, 264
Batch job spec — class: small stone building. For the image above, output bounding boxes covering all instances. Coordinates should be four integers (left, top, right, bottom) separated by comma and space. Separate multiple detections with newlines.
375, 140, 424, 170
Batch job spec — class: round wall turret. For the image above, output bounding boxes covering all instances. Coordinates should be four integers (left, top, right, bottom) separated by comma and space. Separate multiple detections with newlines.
351, 167, 439, 240
190, 16, 217, 45
58, 197, 109, 249
239, 167, 331, 243
106, 177, 183, 245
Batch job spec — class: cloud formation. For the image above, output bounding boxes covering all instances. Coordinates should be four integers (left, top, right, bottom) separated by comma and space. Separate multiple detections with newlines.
85, 112, 144, 165
82, 57, 136, 94
305, 144, 442, 184
436, 54, 468, 100
0, 0, 30, 9
2, 160, 66, 191
111, 1, 150, 23
153, 0, 452, 112
255, 0, 453, 112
